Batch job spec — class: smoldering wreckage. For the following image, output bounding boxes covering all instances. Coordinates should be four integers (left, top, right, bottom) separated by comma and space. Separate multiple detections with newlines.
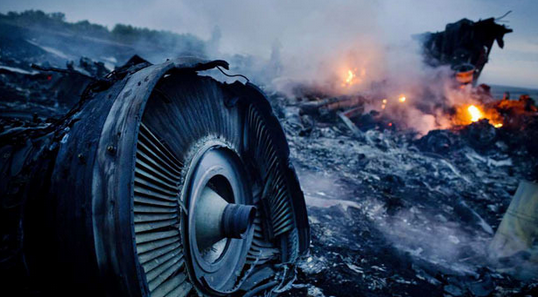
0, 11, 537, 297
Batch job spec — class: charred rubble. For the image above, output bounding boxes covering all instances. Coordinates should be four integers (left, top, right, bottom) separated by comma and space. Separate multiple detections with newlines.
268, 16, 537, 297
1, 11, 538, 297
274, 90, 538, 296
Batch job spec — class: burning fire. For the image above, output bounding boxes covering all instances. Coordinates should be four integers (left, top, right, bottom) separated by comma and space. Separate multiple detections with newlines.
468, 105, 482, 122
345, 70, 355, 86
342, 68, 366, 87
379, 95, 406, 110
455, 104, 503, 128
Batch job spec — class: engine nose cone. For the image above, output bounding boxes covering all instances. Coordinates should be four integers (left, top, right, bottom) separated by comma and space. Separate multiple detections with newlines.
194, 187, 229, 249
222, 204, 256, 239
193, 186, 257, 250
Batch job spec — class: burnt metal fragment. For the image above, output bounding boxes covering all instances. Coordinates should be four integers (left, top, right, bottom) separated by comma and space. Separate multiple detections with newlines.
419, 17, 513, 84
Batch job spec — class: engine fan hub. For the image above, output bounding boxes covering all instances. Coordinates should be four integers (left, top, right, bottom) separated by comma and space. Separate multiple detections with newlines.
182, 142, 254, 294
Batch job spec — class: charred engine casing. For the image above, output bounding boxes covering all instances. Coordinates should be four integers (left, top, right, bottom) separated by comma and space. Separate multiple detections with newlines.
0, 58, 309, 296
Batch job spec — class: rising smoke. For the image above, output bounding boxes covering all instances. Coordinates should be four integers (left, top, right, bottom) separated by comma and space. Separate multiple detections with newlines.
3, 1, 502, 134
192, 0, 481, 135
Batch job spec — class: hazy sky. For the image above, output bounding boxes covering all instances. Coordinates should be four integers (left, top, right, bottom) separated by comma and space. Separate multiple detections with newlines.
1, 0, 537, 88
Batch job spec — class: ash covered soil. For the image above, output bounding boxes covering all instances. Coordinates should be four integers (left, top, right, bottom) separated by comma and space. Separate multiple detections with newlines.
265, 95, 538, 296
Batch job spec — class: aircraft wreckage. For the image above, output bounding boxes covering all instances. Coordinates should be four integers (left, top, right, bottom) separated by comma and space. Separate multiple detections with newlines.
0, 57, 310, 296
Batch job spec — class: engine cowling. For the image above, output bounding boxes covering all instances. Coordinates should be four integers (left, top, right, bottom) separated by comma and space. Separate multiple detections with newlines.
0, 58, 309, 296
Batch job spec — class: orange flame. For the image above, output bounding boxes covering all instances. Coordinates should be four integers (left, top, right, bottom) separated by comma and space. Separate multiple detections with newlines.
381, 98, 387, 109
345, 70, 355, 85
342, 68, 366, 87
468, 105, 482, 122
454, 104, 503, 128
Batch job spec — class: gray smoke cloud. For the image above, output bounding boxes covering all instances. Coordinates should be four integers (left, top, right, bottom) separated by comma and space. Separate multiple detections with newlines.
1, 0, 534, 134
1, 0, 537, 88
